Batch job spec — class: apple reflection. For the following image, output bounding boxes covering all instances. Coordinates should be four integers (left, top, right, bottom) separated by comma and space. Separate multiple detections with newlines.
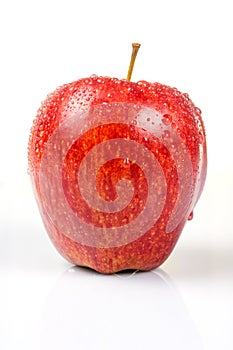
40, 267, 202, 349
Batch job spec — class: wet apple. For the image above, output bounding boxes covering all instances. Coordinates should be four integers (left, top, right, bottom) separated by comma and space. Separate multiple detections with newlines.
28, 44, 207, 273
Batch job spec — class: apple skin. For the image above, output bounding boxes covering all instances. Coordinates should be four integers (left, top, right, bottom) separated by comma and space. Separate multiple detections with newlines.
28, 76, 207, 274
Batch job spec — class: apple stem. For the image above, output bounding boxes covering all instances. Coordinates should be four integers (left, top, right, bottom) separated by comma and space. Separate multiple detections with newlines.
127, 43, 141, 81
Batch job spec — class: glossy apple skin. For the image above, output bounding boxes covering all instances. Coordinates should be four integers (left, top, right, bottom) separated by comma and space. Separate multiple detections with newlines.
28, 76, 207, 273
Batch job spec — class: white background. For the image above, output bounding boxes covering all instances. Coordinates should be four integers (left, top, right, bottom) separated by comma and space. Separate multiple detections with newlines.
0, 0, 233, 349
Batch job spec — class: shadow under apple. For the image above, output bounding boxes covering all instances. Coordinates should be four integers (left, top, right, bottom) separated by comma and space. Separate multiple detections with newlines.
40, 266, 202, 350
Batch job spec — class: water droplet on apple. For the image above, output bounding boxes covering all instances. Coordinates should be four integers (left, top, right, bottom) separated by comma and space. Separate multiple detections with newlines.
137, 80, 149, 87
188, 211, 194, 220
122, 216, 129, 224
162, 130, 170, 139
195, 107, 202, 114
162, 114, 172, 126
123, 158, 130, 168
199, 132, 204, 144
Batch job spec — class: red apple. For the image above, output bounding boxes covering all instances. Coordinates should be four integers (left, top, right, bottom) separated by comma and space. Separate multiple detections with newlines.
28, 44, 207, 273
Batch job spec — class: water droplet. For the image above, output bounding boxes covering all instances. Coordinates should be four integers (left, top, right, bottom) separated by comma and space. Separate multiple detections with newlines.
162, 130, 170, 139
188, 211, 194, 220
199, 132, 204, 144
123, 158, 130, 168
147, 117, 151, 122
195, 107, 202, 114
122, 216, 129, 224
162, 114, 172, 126
137, 80, 149, 87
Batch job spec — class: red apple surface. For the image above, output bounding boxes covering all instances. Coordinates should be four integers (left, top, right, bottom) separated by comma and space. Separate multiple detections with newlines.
28, 73, 207, 274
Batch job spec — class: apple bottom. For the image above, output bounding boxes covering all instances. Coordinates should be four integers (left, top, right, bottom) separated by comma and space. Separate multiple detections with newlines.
43, 212, 184, 273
